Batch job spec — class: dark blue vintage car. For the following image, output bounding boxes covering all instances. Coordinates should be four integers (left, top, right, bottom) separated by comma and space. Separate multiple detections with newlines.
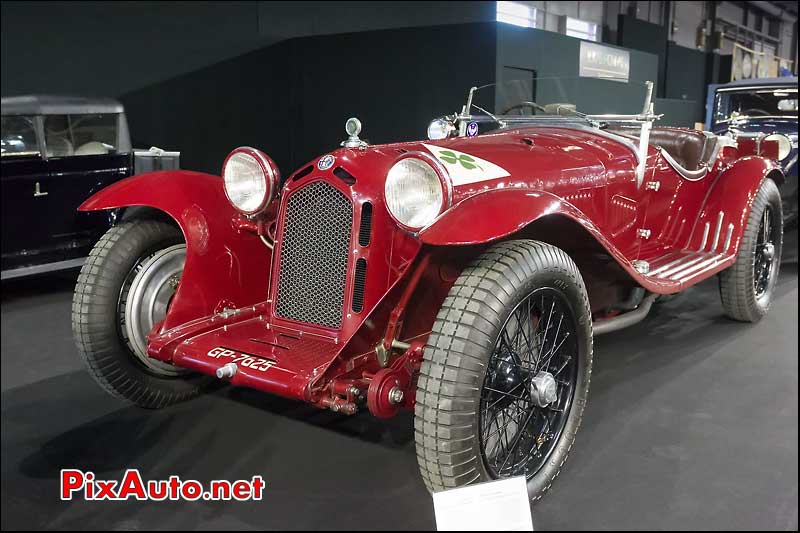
1, 96, 179, 279
706, 77, 798, 224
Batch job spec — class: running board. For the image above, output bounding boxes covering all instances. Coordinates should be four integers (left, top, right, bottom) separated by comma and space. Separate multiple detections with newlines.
639, 210, 736, 285
649, 251, 731, 282
1, 257, 86, 280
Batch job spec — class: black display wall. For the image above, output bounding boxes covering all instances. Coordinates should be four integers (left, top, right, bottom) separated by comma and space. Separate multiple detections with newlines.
495, 23, 659, 115
123, 20, 679, 176
616, 14, 669, 98
664, 43, 708, 126
0, 1, 495, 98
121, 23, 497, 175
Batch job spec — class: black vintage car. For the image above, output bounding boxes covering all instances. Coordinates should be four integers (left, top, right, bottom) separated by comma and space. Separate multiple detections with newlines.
1, 95, 178, 279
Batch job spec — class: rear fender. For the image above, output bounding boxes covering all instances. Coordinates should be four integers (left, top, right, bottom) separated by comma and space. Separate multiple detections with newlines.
686, 157, 783, 253
79, 170, 270, 330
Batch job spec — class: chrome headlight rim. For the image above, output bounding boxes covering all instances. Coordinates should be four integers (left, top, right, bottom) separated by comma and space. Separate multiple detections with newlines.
384, 151, 453, 232
222, 146, 280, 215
427, 118, 456, 141
762, 133, 793, 161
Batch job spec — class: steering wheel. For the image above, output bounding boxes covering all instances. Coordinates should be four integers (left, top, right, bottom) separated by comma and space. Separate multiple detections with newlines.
500, 101, 548, 115
742, 108, 770, 116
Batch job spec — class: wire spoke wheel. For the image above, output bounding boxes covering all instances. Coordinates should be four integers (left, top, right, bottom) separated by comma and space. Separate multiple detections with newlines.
719, 178, 782, 323
752, 206, 777, 299
479, 287, 578, 480
416, 240, 591, 501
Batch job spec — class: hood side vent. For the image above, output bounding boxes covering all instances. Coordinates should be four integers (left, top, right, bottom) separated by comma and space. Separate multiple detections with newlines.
333, 166, 356, 185
358, 202, 373, 247
352, 258, 367, 313
291, 165, 313, 181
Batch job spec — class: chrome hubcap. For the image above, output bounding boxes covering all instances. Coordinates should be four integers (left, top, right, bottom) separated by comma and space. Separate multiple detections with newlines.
762, 242, 775, 261
530, 371, 558, 408
123, 244, 187, 376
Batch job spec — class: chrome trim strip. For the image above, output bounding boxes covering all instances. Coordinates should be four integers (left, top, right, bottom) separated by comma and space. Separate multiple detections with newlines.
711, 212, 724, 252
677, 254, 734, 283
659, 148, 708, 181
648, 253, 691, 276
656, 254, 709, 279
1, 257, 85, 280
699, 222, 710, 251
51, 166, 130, 177
723, 223, 734, 253
716, 86, 797, 93
675, 253, 728, 282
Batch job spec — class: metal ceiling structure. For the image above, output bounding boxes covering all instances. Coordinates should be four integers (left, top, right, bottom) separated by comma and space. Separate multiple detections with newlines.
765, 1, 798, 17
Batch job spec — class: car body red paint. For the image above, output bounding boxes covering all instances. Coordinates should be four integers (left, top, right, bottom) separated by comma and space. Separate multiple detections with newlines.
79, 122, 783, 412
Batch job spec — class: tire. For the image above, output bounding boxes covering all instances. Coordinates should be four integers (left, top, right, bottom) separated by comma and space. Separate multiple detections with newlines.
719, 178, 783, 322
415, 240, 593, 502
72, 220, 211, 408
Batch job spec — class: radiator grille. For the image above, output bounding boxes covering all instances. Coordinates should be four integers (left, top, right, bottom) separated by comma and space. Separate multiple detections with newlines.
275, 181, 353, 328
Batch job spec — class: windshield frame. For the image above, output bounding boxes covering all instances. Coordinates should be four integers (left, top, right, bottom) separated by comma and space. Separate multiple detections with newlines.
713, 86, 799, 126
443, 79, 659, 188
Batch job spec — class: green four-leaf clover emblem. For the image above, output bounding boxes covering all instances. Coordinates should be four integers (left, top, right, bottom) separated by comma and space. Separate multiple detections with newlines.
439, 150, 483, 171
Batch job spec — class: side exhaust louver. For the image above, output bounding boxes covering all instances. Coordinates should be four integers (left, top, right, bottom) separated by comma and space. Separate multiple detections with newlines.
352, 258, 367, 313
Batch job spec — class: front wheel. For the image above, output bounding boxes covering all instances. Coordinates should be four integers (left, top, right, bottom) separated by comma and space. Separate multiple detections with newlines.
415, 240, 593, 502
72, 220, 211, 408
719, 178, 783, 322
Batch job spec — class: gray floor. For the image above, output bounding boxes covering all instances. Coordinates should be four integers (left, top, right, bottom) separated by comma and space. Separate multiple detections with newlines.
2, 231, 797, 531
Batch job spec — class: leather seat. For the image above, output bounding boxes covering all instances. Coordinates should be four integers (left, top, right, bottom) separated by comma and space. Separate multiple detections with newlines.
607, 126, 717, 172
648, 128, 713, 171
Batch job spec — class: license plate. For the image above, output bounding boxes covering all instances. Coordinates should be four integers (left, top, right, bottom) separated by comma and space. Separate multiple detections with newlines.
206, 347, 277, 372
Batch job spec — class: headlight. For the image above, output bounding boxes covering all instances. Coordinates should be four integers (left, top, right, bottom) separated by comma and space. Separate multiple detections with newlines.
385, 153, 451, 230
762, 133, 793, 161
222, 147, 280, 215
427, 118, 455, 141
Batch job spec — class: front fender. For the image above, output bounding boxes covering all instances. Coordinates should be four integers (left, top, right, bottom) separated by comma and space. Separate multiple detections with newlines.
420, 189, 601, 246
418, 188, 673, 291
80, 170, 270, 330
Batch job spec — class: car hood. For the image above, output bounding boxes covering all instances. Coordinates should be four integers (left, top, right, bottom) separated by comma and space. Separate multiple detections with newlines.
288, 125, 638, 205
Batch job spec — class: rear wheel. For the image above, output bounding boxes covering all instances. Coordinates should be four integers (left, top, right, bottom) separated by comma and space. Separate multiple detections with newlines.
719, 179, 783, 322
72, 220, 211, 408
415, 240, 592, 502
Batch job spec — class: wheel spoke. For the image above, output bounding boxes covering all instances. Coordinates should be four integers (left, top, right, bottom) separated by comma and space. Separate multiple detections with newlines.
480, 287, 579, 481
552, 355, 573, 377
483, 386, 532, 406
536, 331, 570, 374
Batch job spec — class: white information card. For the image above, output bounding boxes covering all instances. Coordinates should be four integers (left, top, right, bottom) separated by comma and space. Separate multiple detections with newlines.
432, 476, 534, 531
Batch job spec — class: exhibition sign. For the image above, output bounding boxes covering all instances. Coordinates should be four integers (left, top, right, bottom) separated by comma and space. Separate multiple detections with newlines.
579, 40, 630, 82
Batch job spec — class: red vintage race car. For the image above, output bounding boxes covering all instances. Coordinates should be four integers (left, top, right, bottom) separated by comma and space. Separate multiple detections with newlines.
72, 78, 784, 502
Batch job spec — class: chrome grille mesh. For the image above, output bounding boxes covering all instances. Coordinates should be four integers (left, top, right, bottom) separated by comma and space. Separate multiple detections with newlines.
275, 181, 353, 328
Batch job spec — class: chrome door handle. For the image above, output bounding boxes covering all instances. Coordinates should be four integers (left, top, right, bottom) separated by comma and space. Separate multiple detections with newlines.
33, 182, 48, 197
